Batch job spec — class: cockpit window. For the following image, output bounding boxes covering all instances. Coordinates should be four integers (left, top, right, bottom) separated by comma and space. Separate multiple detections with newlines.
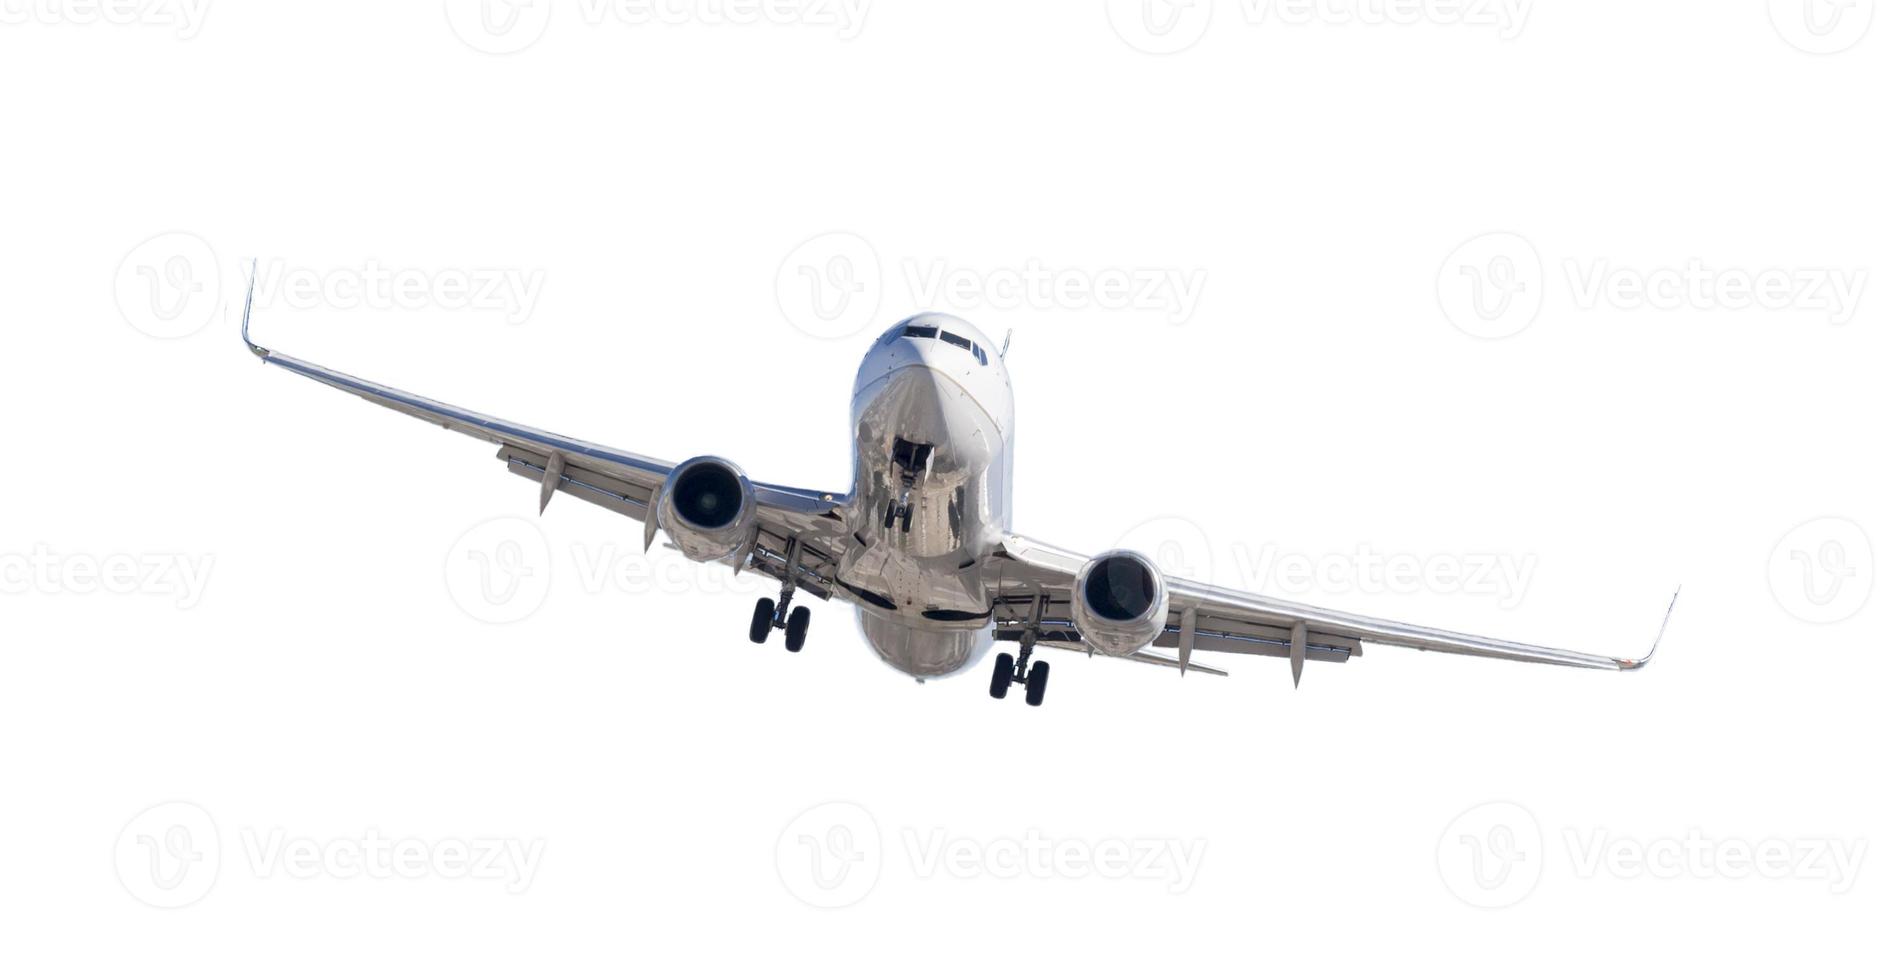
901, 324, 990, 365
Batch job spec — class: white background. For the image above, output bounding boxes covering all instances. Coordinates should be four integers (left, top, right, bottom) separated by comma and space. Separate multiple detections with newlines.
2, 1, 1878, 976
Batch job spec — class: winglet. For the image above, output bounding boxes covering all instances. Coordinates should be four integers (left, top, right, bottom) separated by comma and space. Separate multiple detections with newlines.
239, 258, 269, 359
1618, 588, 1680, 670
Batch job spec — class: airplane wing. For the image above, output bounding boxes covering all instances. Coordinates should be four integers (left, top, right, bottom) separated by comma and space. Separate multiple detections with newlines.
238, 266, 850, 599
988, 534, 1676, 685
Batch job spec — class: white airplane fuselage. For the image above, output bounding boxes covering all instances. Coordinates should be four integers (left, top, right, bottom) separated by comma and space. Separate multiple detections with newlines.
839, 314, 1015, 679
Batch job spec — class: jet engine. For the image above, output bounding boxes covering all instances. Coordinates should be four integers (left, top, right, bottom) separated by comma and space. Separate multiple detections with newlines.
655, 456, 758, 563
1071, 550, 1170, 657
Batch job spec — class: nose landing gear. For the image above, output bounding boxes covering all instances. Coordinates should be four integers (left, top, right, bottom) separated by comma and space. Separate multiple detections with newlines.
749, 538, 812, 652
989, 594, 1050, 707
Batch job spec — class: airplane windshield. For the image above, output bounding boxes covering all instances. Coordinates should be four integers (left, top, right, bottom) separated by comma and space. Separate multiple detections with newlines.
901, 324, 989, 365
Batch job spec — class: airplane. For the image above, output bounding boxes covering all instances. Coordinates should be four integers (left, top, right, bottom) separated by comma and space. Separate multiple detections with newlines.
239, 269, 1676, 707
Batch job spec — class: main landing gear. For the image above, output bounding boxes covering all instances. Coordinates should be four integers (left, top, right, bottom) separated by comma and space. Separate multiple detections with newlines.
749, 538, 811, 652
989, 594, 1050, 707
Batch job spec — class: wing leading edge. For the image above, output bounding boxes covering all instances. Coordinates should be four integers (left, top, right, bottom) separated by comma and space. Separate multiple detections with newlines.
238, 261, 852, 597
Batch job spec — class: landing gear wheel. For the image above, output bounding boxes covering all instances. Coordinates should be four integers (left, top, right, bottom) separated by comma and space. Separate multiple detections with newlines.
989, 653, 1015, 699
1024, 660, 1050, 707
749, 597, 775, 644
784, 606, 811, 652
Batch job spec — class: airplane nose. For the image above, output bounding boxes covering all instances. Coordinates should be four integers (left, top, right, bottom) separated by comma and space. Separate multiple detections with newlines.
868, 364, 995, 473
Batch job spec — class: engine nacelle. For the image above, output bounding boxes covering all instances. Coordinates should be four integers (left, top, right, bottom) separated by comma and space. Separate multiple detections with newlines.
1071, 550, 1170, 657
656, 456, 758, 563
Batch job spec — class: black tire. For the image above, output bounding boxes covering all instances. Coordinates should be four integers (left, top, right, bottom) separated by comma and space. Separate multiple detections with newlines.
784, 606, 811, 652
900, 507, 912, 533
749, 597, 775, 644
989, 653, 1015, 699
1024, 660, 1050, 707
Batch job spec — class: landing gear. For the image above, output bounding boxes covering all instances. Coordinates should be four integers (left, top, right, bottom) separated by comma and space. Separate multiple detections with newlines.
989, 653, 1015, 698
988, 594, 1050, 707
1023, 660, 1050, 707
751, 537, 812, 650
785, 606, 811, 653
749, 597, 775, 644
883, 438, 930, 534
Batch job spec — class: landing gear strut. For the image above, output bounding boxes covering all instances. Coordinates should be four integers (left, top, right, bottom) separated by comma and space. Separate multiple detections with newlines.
990, 594, 1050, 707
749, 537, 812, 652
